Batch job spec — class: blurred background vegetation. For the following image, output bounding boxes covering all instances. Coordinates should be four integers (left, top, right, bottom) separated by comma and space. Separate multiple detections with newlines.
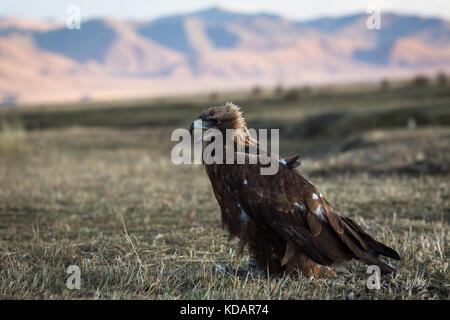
1, 72, 449, 157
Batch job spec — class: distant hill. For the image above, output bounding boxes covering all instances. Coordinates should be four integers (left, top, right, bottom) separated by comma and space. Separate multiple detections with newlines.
1, 7, 449, 105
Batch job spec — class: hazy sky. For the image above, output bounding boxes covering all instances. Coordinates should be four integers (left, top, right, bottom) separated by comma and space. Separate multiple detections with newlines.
1, 0, 450, 21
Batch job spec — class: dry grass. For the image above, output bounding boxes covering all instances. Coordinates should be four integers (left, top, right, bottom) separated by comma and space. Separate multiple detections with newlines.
0, 125, 448, 299
0, 120, 29, 156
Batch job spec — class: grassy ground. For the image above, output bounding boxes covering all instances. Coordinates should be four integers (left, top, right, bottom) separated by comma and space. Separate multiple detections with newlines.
0, 82, 449, 299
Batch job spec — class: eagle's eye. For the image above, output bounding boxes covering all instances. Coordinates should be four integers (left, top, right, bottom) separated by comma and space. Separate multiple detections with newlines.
208, 116, 220, 124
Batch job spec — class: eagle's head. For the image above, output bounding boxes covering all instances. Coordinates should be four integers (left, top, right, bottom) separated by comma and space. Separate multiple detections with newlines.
189, 102, 247, 134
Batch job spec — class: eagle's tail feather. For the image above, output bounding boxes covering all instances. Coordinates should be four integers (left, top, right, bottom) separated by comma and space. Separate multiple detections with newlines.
340, 216, 400, 263
360, 234, 401, 260
339, 223, 399, 274
361, 253, 397, 274
355, 238, 400, 274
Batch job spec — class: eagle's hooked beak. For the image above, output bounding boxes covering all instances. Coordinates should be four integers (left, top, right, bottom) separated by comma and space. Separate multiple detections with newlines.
189, 119, 204, 135
189, 119, 215, 144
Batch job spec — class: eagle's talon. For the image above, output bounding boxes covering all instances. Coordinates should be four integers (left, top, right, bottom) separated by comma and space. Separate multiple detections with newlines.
212, 263, 263, 279
247, 255, 258, 270
234, 266, 263, 278
212, 264, 226, 274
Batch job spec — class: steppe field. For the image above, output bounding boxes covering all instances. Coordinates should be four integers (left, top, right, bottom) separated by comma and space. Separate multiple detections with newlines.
0, 80, 449, 299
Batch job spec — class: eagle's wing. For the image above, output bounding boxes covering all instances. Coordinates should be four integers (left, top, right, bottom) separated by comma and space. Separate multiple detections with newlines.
221, 155, 399, 273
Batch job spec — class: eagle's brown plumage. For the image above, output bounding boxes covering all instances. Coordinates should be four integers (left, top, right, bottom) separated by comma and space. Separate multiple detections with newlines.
190, 102, 400, 277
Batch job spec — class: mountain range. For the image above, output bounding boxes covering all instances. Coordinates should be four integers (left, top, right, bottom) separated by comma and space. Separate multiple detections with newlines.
1, 7, 450, 105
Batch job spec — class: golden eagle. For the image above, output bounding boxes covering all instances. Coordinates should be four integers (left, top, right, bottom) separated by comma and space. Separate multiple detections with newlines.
189, 102, 400, 276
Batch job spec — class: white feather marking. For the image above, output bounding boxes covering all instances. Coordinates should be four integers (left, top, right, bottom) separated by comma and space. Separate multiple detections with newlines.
294, 202, 306, 211
314, 204, 325, 220
243, 179, 248, 185
237, 202, 249, 223
312, 193, 319, 200
279, 159, 287, 165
